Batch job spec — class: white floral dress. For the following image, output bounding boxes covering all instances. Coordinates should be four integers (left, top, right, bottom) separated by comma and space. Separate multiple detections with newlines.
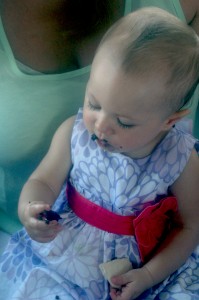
0, 109, 199, 300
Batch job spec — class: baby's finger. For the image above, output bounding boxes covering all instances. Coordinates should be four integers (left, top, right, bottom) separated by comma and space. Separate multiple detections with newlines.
110, 285, 136, 300
110, 288, 122, 300
111, 274, 129, 288
30, 216, 62, 232
28, 202, 51, 218
29, 220, 62, 240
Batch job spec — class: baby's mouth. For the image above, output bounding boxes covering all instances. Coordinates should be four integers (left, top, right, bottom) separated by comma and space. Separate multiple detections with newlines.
91, 133, 122, 153
91, 134, 109, 146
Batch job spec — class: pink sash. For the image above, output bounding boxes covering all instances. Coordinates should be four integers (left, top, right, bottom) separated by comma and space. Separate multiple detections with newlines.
67, 183, 178, 262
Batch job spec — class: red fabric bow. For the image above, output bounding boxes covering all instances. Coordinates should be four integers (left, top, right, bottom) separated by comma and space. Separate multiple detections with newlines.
133, 197, 178, 262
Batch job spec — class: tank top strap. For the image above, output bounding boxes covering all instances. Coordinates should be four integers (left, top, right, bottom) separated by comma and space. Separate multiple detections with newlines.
124, 0, 133, 15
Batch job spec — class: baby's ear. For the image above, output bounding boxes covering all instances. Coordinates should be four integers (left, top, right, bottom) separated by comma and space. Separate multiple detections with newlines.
163, 109, 190, 130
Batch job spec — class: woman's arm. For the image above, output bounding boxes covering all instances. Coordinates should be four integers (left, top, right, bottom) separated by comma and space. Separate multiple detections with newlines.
180, 0, 199, 34
110, 149, 199, 300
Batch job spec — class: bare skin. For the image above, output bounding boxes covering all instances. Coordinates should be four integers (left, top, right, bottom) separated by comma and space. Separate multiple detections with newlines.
180, 0, 199, 34
0, 0, 198, 73
0, 0, 125, 73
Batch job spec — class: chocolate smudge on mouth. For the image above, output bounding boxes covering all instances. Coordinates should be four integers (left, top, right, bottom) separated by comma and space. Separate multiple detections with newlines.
91, 134, 98, 141
91, 134, 108, 145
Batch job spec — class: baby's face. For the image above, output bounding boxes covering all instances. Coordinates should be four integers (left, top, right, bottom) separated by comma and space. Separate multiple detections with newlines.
83, 49, 171, 158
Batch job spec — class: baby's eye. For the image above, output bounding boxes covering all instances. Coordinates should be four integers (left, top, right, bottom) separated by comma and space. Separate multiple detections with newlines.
117, 118, 134, 129
87, 101, 100, 111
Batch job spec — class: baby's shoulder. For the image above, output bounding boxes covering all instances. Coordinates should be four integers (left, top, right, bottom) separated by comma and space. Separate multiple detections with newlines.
52, 115, 76, 145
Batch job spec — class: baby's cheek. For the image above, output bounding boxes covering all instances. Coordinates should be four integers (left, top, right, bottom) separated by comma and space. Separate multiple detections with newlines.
83, 110, 94, 131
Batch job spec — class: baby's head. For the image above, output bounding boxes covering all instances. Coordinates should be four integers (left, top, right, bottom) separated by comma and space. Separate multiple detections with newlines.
84, 8, 198, 158
95, 7, 199, 115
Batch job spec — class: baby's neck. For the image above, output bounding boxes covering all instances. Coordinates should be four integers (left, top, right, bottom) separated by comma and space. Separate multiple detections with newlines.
127, 130, 170, 160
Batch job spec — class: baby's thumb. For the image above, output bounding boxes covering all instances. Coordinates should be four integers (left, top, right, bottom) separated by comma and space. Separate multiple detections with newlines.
111, 271, 131, 287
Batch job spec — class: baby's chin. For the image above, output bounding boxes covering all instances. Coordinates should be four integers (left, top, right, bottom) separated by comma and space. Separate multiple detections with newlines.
98, 141, 123, 154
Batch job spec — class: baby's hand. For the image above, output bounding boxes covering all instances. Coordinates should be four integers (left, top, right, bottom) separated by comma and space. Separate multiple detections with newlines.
23, 201, 62, 243
110, 267, 153, 300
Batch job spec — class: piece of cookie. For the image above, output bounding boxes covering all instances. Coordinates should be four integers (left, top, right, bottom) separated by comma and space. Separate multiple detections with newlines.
99, 258, 132, 288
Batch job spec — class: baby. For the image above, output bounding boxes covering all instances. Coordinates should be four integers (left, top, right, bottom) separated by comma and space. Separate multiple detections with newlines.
1, 7, 199, 300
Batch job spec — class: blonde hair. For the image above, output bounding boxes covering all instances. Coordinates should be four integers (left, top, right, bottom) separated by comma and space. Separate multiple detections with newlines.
98, 7, 199, 113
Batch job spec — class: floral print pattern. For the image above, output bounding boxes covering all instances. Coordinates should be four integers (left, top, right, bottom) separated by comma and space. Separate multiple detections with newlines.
0, 109, 198, 300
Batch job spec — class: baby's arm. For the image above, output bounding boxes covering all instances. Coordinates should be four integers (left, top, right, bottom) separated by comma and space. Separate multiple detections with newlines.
110, 149, 199, 300
18, 116, 75, 242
